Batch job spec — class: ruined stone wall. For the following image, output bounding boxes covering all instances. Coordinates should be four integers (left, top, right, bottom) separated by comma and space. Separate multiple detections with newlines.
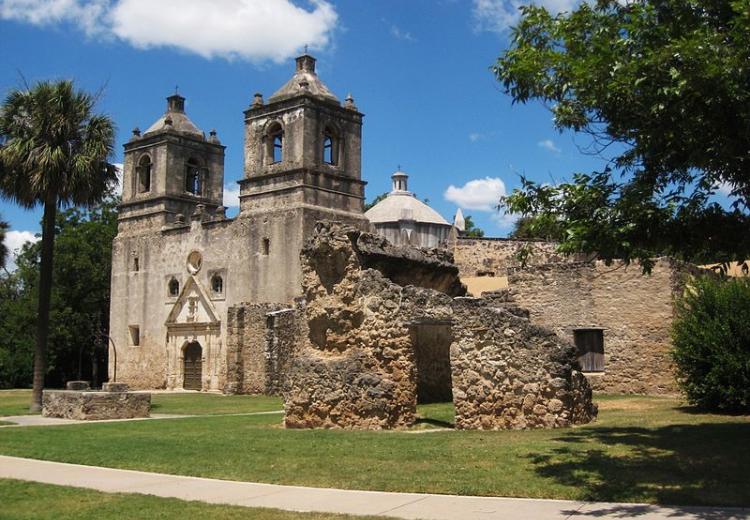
454, 238, 580, 277
451, 298, 596, 429
508, 259, 689, 394
283, 222, 596, 430
225, 303, 297, 395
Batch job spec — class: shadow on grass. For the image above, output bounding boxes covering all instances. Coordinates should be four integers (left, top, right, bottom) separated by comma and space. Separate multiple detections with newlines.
414, 417, 454, 429
528, 422, 750, 516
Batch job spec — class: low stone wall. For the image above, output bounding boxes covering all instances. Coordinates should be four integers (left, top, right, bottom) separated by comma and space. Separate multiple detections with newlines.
42, 389, 151, 420
451, 298, 596, 430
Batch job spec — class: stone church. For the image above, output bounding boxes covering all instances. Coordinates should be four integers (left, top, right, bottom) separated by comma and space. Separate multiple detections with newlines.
110, 53, 691, 397
110, 54, 370, 391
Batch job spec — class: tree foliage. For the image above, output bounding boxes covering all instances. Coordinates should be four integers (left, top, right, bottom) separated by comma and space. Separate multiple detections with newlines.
509, 215, 565, 241
0, 215, 7, 269
0, 80, 116, 408
463, 215, 485, 238
495, 0, 750, 271
672, 276, 750, 413
0, 199, 118, 389
364, 192, 388, 212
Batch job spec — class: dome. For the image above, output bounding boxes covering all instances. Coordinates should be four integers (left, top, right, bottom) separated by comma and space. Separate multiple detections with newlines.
365, 170, 450, 226
144, 94, 204, 139
268, 54, 339, 105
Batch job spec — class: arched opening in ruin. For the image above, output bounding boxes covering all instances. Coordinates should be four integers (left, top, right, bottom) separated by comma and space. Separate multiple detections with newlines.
183, 341, 203, 390
409, 320, 453, 404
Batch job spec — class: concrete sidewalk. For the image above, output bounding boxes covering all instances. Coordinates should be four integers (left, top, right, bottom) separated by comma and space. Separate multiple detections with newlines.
1, 456, 747, 519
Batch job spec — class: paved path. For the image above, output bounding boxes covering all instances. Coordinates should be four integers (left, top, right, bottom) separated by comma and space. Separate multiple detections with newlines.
0, 456, 747, 519
0, 410, 283, 428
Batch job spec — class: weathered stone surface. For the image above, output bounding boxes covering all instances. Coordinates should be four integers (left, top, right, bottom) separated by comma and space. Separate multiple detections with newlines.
42, 390, 150, 420
450, 298, 596, 430
283, 222, 597, 430
508, 258, 696, 394
66, 381, 90, 391
102, 382, 129, 392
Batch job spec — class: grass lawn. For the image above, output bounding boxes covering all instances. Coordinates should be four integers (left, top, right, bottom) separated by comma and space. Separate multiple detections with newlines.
0, 392, 748, 508
0, 390, 282, 417
0, 479, 385, 520
0, 390, 36, 416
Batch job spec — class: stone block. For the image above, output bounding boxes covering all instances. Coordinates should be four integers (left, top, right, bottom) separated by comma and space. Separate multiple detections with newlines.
102, 382, 129, 393
66, 381, 90, 391
42, 390, 150, 420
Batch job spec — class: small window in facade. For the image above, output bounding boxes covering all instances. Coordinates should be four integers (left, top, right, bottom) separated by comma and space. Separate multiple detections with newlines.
168, 278, 180, 297
133, 256, 140, 272
262, 238, 270, 255
129, 325, 140, 346
185, 158, 202, 195
211, 274, 223, 295
267, 123, 283, 164
137, 155, 152, 193
323, 133, 334, 165
574, 328, 604, 372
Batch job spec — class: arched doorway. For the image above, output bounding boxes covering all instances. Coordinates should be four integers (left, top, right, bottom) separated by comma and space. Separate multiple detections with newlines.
183, 341, 202, 390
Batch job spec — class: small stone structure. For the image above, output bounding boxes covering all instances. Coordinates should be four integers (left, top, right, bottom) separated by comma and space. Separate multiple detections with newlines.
43, 383, 150, 421
282, 222, 597, 430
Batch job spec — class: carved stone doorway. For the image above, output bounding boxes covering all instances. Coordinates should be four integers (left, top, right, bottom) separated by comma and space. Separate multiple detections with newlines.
183, 341, 202, 390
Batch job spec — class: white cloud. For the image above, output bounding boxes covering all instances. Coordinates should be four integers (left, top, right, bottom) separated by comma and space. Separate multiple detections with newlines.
444, 177, 507, 212
716, 181, 734, 197
3, 230, 40, 272
223, 185, 240, 207
472, 0, 578, 33
468, 132, 483, 142
112, 162, 123, 195
538, 139, 561, 154
0, 0, 338, 63
390, 24, 415, 42
491, 211, 518, 230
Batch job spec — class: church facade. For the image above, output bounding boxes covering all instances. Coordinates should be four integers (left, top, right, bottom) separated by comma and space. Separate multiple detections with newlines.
109, 54, 368, 391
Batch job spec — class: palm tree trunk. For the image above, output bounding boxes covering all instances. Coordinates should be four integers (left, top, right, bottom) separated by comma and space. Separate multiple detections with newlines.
29, 198, 56, 412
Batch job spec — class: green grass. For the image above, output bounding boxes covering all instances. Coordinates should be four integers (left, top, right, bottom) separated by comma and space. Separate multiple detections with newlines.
0, 479, 386, 520
0, 390, 36, 416
149, 393, 282, 415
0, 421, 16, 426
0, 392, 748, 507
0, 390, 283, 417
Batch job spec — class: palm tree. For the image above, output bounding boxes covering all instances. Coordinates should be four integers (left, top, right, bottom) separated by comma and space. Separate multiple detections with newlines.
0, 216, 7, 270
0, 80, 116, 411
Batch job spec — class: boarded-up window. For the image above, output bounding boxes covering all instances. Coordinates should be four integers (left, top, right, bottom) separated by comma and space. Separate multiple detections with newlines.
574, 328, 604, 372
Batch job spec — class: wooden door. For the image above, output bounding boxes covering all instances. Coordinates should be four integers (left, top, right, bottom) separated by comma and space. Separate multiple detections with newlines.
183, 342, 202, 390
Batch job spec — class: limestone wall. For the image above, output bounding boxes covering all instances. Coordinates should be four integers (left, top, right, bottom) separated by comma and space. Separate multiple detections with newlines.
451, 298, 596, 429
508, 259, 689, 394
454, 238, 581, 278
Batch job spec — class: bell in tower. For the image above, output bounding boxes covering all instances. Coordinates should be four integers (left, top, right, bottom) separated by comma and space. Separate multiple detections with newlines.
239, 53, 367, 219
119, 93, 226, 229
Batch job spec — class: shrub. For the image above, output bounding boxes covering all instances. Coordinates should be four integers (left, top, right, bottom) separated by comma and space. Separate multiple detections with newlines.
672, 276, 750, 413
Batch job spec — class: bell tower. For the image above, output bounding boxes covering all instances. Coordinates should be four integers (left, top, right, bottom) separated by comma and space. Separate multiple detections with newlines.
239, 53, 366, 219
119, 93, 225, 230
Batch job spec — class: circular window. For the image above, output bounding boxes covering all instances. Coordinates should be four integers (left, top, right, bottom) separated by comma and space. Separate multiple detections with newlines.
187, 251, 202, 274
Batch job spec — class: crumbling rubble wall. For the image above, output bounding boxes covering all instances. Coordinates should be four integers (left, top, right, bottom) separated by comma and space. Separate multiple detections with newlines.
225, 302, 299, 395
451, 297, 596, 429
283, 222, 597, 430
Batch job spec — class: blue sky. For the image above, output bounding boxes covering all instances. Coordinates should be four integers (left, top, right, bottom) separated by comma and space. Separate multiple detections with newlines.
0, 0, 634, 263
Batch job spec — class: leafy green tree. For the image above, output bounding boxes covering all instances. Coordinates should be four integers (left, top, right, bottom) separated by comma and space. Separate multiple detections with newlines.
463, 215, 485, 238
495, 0, 750, 271
509, 215, 565, 241
672, 276, 750, 413
0, 80, 116, 410
0, 199, 118, 389
364, 192, 388, 212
